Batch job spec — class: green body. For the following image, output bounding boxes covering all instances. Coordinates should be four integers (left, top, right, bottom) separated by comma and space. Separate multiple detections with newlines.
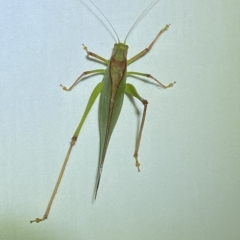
97, 43, 128, 193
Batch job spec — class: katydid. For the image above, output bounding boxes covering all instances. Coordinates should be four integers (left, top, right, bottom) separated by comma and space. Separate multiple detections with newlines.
30, 0, 175, 223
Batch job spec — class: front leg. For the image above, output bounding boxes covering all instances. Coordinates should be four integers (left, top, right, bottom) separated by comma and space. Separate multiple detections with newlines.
127, 24, 170, 65
82, 44, 109, 64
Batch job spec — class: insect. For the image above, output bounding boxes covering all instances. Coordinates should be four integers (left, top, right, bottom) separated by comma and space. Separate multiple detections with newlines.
30, 0, 175, 223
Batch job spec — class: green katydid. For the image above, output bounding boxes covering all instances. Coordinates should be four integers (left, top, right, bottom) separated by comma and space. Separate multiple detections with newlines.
30, 0, 175, 223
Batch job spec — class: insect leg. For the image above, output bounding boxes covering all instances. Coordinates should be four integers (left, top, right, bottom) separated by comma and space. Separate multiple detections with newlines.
82, 44, 108, 64
125, 83, 149, 172
30, 82, 103, 223
127, 24, 170, 65
60, 69, 105, 91
127, 71, 176, 89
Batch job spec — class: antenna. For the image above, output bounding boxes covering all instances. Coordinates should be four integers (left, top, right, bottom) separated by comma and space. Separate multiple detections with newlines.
124, 0, 157, 43
88, 0, 120, 43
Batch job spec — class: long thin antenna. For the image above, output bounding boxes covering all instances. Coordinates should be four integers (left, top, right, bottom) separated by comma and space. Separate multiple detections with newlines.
124, 0, 157, 43
88, 0, 120, 43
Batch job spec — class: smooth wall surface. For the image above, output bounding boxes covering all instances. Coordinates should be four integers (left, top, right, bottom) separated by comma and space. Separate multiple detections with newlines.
1, 0, 240, 239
